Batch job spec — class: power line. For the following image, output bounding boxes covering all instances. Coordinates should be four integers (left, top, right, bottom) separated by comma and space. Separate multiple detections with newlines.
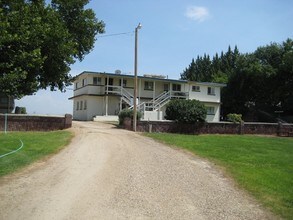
97, 31, 134, 38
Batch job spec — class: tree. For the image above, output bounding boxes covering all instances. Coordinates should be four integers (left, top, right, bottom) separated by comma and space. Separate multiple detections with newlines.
221, 39, 293, 120
0, 0, 105, 99
165, 99, 207, 123
181, 46, 240, 83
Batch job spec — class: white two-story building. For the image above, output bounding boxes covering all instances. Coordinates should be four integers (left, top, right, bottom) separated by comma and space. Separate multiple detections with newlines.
69, 71, 226, 122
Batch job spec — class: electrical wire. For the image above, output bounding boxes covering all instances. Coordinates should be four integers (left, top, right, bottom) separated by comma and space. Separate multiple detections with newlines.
97, 31, 134, 38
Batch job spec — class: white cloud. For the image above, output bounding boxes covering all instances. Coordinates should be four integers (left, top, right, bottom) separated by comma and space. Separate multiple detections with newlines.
185, 6, 210, 22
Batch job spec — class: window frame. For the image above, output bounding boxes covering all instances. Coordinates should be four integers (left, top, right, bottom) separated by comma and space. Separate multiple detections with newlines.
93, 77, 102, 85
206, 106, 215, 115
82, 78, 87, 87
144, 81, 154, 91
207, 87, 215, 95
192, 85, 200, 92
119, 79, 127, 87
172, 84, 181, 92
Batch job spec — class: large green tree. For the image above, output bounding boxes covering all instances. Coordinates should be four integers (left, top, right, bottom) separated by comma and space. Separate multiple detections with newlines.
222, 39, 293, 119
182, 39, 293, 121
0, 0, 105, 99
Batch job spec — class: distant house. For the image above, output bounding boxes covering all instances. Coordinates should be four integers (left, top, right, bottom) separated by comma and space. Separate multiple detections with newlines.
69, 71, 226, 122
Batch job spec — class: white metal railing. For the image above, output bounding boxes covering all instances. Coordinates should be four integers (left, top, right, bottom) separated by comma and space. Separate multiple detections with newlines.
105, 85, 133, 106
144, 91, 189, 111
105, 85, 189, 115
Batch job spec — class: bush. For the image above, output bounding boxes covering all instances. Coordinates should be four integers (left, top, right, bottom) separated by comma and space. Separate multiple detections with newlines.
227, 113, 243, 123
165, 99, 207, 123
118, 109, 142, 125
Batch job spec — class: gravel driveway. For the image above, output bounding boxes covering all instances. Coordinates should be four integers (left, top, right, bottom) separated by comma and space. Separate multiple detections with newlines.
0, 121, 274, 219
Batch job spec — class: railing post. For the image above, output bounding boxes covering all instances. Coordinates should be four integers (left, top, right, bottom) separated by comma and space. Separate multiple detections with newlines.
4, 113, 8, 134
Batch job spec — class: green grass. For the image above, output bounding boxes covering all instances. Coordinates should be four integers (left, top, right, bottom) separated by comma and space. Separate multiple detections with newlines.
0, 131, 73, 177
145, 133, 293, 219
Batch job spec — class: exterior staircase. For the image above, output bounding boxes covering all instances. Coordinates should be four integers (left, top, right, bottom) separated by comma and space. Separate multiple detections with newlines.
136, 91, 188, 120
105, 85, 133, 106
106, 85, 189, 120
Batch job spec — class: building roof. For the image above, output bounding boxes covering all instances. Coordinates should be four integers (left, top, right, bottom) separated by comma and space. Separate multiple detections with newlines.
76, 71, 226, 87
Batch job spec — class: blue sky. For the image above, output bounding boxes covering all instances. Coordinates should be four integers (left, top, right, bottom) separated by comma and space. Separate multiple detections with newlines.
16, 0, 293, 115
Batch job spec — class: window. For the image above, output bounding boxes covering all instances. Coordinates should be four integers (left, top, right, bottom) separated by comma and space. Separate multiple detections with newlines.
82, 78, 87, 87
207, 87, 215, 95
84, 100, 87, 110
144, 81, 154, 90
75, 82, 79, 89
93, 77, 101, 85
206, 106, 215, 115
80, 101, 83, 110
76, 101, 79, 111
163, 84, 169, 91
119, 79, 127, 87
192, 85, 200, 92
172, 84, 181, 91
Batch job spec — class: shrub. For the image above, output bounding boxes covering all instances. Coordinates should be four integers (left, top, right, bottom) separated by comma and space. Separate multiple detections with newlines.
165, 99, 207, 123
118, 109, 142, 125
227, 113, 243, 123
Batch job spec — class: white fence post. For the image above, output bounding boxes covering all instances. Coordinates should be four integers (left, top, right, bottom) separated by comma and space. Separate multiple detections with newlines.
4, 113, 8, 134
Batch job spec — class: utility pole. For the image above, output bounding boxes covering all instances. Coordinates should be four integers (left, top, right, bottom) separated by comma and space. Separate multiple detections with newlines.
133, 23, 142, 132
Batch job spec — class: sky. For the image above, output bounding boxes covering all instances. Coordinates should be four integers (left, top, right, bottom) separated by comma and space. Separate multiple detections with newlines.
16, 0, 293, 115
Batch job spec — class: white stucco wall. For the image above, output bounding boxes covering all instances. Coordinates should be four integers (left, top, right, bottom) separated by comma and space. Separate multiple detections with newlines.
205, 103, 220, 122
187, 84, 221, 103
143, 111, 163, 121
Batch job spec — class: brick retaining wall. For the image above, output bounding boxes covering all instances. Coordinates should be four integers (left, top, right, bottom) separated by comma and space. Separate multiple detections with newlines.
0, 114, 72, 131
123, 119, 293, 136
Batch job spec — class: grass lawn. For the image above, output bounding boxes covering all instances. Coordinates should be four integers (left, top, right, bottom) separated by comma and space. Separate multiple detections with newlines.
145, 133, 293, 219
0, 131, 73, 177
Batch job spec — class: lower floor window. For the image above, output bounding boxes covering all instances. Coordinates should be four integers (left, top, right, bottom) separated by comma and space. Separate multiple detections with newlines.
206, 106, 215, 115
172, 84, 181, 91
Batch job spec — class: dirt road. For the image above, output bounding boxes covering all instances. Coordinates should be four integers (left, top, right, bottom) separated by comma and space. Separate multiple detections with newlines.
0, 121, 273, 219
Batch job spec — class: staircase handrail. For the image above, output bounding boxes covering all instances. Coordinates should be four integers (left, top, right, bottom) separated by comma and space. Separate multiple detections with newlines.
153, 91, 169, 102
106, 85, 133, 106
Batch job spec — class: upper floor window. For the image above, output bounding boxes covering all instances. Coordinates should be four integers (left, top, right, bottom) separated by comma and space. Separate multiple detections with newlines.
172, 84, 181, 91
192, 85, 200, 92
84, 100, 87, 110
82, 78, 87, 87
144, 81, 154, 91
80, 101, 83, 110
207, 87, 215, 95
207, 106, 215, 115
93, 77, 102, 85
119, 79, 127, 87
75, 82, 79, 89
76, 101, 79, 110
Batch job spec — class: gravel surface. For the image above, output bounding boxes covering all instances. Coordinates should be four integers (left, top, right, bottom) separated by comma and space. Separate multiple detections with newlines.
0, 121, 275, 220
